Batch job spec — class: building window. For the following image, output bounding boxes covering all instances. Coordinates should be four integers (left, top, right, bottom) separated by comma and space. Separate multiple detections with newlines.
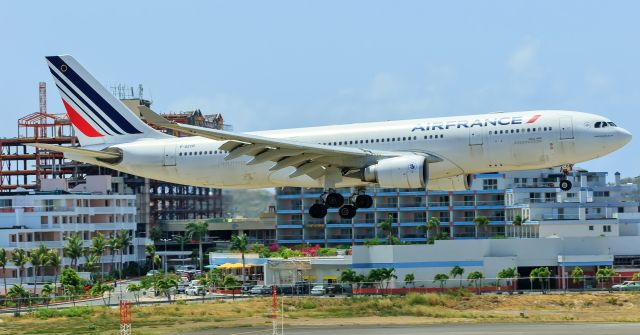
603, 225, 612, 233
618, 207, 625, 213
483, 179, 498, 190
589, 225, 594, 231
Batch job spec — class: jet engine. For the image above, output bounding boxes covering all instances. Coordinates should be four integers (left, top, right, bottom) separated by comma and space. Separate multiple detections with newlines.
427, 174, 472, 191
361, 156, 429, 188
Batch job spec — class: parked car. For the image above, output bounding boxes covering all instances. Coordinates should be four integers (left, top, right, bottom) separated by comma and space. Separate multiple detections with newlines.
612, 281, 640, 291
185, 285, 205, 296
310, 285, 326, 296
250, 285, 272, 295
146, 270, 160, 277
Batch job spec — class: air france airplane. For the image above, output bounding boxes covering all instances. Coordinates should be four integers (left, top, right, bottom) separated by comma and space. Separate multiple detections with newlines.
30, 55, 632, 219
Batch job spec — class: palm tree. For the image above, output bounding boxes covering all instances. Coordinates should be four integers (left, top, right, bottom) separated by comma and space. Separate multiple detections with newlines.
185, 221, 209, 271
571, 266, 584, 290
173, 233, 188, 253
230, 233, 249, 285
91, 232, 107, 280
46, 250, 61, 295
145, 244, 157, 271
11, 249, 29, 286
450, 265, 465, 288
83, 252, 100, 282
473, 216, 489, 239
149, 226, 163, 244
7, 284, 30, 315
378, 214, 394, 243
0, 248, 8, 297
497, 267, 519, 293
428, 216, 440, 241
467, 271, 484, 294
117, 230, 132, 279
108, 235, 121, 277
433, 273, 449, 292
30, 244, 49, 295
63, 233, 83, 270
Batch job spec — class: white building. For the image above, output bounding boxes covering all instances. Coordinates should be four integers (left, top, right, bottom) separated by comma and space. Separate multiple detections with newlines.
0, 175, 149, 291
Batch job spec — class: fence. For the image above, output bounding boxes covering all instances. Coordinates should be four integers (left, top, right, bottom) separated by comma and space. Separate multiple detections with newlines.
1, 274, 638, 315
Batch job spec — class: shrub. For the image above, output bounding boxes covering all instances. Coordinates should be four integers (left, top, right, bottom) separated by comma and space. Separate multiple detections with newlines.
406, 293, 445, 306
301, 301, 317, 309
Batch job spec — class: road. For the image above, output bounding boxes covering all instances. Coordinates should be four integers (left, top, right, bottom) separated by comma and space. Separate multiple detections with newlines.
197, 323, 640, 335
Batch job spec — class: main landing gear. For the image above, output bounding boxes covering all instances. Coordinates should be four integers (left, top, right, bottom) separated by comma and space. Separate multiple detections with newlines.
559, 164, 574, 191
309, 190, 373, 219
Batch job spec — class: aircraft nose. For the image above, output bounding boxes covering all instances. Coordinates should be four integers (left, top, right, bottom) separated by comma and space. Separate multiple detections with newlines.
618, 127, 632, 146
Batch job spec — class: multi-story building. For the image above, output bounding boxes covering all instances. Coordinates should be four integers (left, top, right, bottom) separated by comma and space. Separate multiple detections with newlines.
0, 175, 149, 290
275, 168, 639, 246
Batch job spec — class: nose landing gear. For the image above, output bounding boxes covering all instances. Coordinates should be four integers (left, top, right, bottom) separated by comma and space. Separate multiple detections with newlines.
559, 163, 574, 191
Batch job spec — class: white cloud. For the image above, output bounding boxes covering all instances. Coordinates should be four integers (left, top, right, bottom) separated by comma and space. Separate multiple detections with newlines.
508, 38, 540, 74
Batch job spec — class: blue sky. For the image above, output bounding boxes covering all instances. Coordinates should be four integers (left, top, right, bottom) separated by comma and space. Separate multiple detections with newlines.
2, 1, 639, 177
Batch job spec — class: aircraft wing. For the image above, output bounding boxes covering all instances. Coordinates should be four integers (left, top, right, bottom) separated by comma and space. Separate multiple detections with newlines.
138, 108, 441, 179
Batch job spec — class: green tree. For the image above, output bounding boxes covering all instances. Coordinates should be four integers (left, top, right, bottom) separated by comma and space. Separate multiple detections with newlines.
173, 233, 189, 253
450, 265, 465, 288
186, 221, 209, 271
30, 244, 49, 296
222, 274, 239, 289
596, 267, 616, 289
89, 281, 114, 306
91, 232, 107, 280
127, 283, 142, 303
467, 271, 484, 294
513, 215, 523, 226
40, 283, 54, 307
7, 284, 30, 315
63, 233, 83, 270
11, 249, 29, 286
571, 266, 584, 290
433, 273, 449, 292
107, 235, 121, 277
230, 233, 249, 285
473, 216, 489, 239
497, 267, 519, 292
149, 226, 163, 244
83, 252, 100, 281
59, 267, 82, 298
529, 268, 540, 291
404, 273, 415, 288
145, 244, 157, 271
380, 268, 397, 289
340, 269, 358, 284
0, 248, 8, 299
632, 273, 640, 281
378, 214, 394, 244
46, 250, 62, 295
536, 267, 551, 292
116, 230, 132, 279
208, 268, 224, 289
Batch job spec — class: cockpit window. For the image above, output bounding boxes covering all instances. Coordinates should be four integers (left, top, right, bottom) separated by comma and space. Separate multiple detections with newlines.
595, 121, 616, 128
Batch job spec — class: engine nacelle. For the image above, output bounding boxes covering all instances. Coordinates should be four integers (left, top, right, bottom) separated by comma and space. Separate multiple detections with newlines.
427, 175, 472, 191
362, 156, 429, 188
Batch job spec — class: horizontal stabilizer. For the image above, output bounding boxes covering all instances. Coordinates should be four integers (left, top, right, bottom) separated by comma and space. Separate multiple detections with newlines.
24, 143, 122, 162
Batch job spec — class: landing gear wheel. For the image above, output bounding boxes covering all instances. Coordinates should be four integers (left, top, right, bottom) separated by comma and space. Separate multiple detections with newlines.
354, 194, 373, 208
338, 205, 357, 219
559, 179, 572, 191
323, 192, 344, 208
309, 203, 328, 218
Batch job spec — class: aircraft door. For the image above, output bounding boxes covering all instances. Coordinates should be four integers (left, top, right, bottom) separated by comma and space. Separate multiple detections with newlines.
469, 127, 483, 145
559, 116, 574, 140
163, 144, 177, 166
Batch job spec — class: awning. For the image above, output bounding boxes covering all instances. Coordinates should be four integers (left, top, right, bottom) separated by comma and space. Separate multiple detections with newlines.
322, 275, 337, 280
217, 262, 258, 269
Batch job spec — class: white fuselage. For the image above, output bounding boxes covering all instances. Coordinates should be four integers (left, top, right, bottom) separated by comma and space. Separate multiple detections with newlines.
69, 110, 631, 189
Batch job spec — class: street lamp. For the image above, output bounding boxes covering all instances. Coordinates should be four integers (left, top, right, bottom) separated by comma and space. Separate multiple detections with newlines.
160, 237, 171, 274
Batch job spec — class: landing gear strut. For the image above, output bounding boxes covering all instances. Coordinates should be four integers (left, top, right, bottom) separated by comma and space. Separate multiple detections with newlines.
559, 164, 574, 191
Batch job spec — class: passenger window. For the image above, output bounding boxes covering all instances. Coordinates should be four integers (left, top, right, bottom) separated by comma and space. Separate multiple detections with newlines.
440, 134, 443, 138
413, 136, 417, 140
608, 122, 615, 127
594, 122, 601, 128
489, 131, 492, 135
424, 136, 427, 139
402, 137, 406, 141
375, 139, 379, 143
